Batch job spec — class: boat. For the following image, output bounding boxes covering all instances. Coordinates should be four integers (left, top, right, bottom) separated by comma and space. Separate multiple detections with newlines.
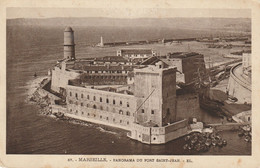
53, 112, 64, 118
223, 140, 227, 146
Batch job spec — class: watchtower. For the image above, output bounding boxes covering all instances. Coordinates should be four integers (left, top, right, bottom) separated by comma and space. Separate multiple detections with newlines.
64, 27, 75, 60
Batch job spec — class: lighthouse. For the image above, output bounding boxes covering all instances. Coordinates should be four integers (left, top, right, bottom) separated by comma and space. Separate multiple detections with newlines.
64, 27, 75, 60
100, 36, 104, 47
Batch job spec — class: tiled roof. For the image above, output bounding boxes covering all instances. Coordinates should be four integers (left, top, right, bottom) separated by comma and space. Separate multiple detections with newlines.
120, 49, 153, 55
94, 56, 128, 62
166, 52, 201, 58
82, 65, 135, 71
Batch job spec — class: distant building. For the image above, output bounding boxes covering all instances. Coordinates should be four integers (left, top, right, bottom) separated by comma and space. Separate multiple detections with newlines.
242, 51, 251, 71
117, 48, 156, 62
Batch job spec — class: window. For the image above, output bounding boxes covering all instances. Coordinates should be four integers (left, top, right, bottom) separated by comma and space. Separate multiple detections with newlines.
75, 93, 78, 98
82, 111, 84, 115
93, 105, 97, 109
141, 109, 144, 113
81, 103, 83, 106
70, 109, 72, 112
119, 110, 123, 115
94, 114, 96, 117
127, 121, 129, 125
87, 95, 89, 99
120, 120, 122, 123
81, 94, 83, 98
151, 110, 154, 114
76, 110, 78, 114
106, 117, 109, 120
70, 92, 72, 96
127, 102, 129, 107
126, 111, 130, 116
93, 96, 96, 101
167, 108, 170, 115
120, 101, 122, 106
113, 99, 115, 105
100, 97, 102, 102
100, 115, 102, 119
113, 118, 115, 122
86, 104, 89, 107
87, 113, 90, 116
100, 106, 103, 110
106, 98, 109, 103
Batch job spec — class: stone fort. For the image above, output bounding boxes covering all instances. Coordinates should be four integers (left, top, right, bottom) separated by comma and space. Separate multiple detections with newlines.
50, 27, 206, 144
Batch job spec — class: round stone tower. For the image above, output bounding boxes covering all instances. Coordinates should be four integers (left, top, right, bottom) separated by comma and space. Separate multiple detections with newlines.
64, 26, 75, 60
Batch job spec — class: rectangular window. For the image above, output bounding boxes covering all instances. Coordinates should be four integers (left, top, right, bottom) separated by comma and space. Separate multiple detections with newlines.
151, 110, 154, 114
141, 109, 144, 113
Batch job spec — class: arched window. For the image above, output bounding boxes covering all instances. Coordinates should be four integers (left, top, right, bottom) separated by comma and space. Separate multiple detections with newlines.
119, 110, 123, 115
93, 105, 97, 109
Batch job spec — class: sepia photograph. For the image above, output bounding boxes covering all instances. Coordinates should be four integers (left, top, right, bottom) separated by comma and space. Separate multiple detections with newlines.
6, 7, 252, 156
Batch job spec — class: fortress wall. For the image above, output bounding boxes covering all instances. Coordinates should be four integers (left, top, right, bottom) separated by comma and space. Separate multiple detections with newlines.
175, 94, 200, 120
227, 64, 251, 104
65, 85, 136, 130
51, 67, 79, 92
130, 119, 188, 144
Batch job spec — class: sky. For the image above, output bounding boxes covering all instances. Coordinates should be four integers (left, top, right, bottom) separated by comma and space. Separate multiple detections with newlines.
7, 8, 251, 19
